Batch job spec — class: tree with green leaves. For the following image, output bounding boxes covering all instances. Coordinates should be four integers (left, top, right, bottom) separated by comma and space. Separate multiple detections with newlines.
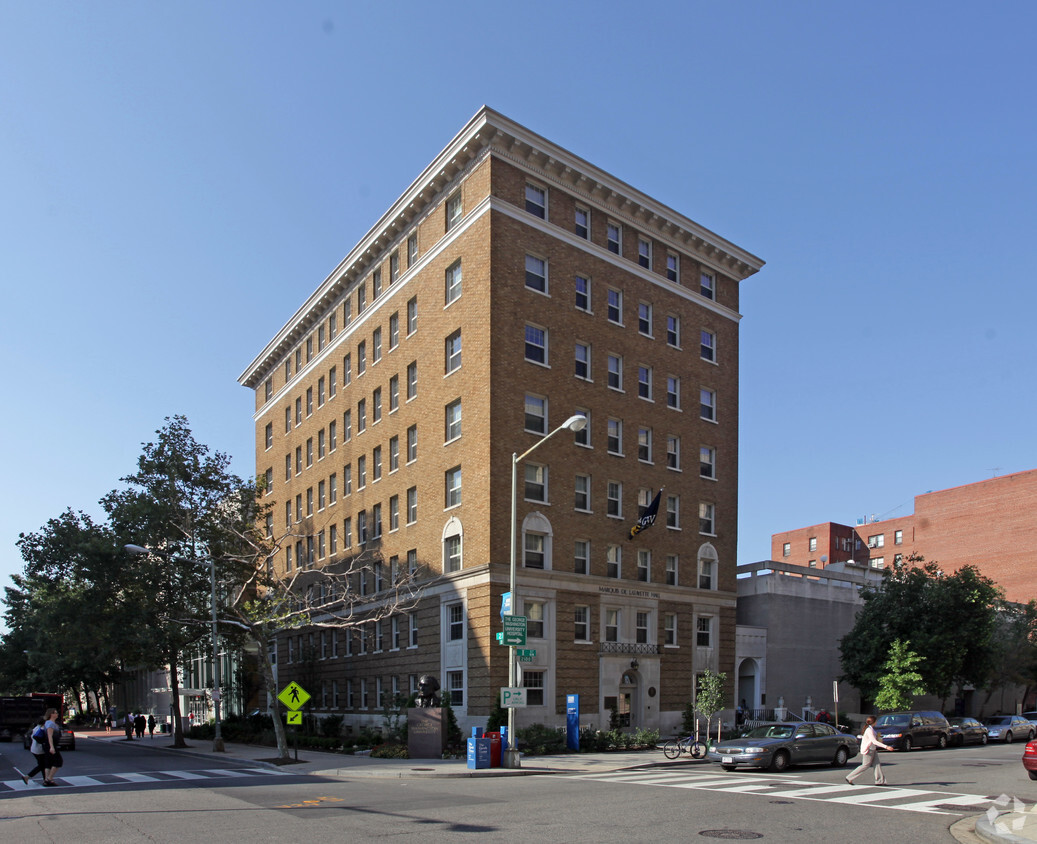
840, 555, 1002, 705
984, 601, 1037, 712
873, 639, 926, 711
102, 415, 245, 748
694, 669, 727, 742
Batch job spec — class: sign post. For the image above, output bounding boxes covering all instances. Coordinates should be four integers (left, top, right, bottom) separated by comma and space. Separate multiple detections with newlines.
278, 682, 311, 760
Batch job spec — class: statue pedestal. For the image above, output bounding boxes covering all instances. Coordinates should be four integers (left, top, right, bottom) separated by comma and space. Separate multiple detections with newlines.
407, 707, 445, 759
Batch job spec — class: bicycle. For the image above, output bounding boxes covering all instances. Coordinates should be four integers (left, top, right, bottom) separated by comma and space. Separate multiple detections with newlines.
663, 734, 708, 759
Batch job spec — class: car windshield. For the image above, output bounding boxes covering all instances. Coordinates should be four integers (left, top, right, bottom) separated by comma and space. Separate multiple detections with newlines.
875, 714, 909, 727
745, 725, 794, 739
984, 717, 1011, 726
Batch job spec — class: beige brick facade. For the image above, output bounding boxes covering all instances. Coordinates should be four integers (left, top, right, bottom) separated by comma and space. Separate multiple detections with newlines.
240, 108, 763, 735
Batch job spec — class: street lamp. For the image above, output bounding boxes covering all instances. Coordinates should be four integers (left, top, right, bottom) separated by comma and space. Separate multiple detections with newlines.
125, 543, 226, 753
504, 412, 587, 769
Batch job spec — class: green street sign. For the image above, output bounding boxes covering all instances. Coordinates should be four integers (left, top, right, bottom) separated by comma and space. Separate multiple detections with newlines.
502, 615, 527, 647
496, 632, 503, 643
516, 649, 536, 658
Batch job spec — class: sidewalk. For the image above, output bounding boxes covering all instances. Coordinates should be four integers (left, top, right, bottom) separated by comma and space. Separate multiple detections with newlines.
78, 730, 1037, 843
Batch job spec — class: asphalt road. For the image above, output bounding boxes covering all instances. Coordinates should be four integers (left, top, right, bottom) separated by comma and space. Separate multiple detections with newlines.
0, 736, 1030, 842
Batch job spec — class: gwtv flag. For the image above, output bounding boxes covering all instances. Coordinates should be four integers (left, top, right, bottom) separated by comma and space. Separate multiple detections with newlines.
629, 489, 662, 540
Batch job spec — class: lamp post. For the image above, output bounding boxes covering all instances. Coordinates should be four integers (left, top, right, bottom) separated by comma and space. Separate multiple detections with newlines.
125, 544, 225, 752
503, 413, 587, 769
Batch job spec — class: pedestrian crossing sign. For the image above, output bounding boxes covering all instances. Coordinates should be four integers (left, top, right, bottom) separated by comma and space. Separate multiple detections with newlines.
278, 681, 311, 710
286, 711, 302, 725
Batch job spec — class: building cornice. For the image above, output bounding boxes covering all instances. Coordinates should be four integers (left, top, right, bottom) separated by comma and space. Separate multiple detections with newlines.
240, 106, 764, 389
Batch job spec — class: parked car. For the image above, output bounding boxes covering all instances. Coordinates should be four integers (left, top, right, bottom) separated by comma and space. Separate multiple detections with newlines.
22, 724, 76, 751
984, 715, 1035, 743
1022, 711, 1037, 726
947, 716, 988, 746
708, 722, 859, 772
874, 710, 951, 751
1023, 739, 1037, 780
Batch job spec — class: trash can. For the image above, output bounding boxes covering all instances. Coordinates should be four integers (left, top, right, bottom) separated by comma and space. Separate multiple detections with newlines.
485, 731, 502, 767
466, 737, 491, 769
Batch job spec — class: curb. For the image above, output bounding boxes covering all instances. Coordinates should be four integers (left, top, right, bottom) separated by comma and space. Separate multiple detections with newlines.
975, 812, 1034, 844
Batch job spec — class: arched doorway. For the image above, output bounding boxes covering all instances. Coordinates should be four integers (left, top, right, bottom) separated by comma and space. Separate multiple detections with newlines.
737, 658, 759, 713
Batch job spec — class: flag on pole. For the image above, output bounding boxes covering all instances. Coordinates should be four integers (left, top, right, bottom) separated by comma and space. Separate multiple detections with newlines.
629, 489, 662, 540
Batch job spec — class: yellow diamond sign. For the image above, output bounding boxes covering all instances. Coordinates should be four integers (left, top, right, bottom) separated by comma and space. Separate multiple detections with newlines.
278, 681, 311, 710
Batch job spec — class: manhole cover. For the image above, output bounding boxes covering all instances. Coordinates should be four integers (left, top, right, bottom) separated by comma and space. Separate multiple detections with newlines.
699, 832, 763, 840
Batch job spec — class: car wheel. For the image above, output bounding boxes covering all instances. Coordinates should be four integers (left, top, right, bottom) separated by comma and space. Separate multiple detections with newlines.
721, 765, 737, 772
981, 734, 988, 745
937, 734, 948, 749
1029, 770, 1037, 781
1030, 730, 1035, 741
769, 750, 790, 773
833, 746, 849, 767
1006, 731, 1014, 744
903, 737, 912, 752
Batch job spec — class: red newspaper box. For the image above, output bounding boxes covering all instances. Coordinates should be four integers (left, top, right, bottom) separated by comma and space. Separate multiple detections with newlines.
485, 731, 502, 767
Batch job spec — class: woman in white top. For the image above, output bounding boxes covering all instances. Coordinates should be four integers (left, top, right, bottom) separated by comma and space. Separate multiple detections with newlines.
846, 715, 894, 785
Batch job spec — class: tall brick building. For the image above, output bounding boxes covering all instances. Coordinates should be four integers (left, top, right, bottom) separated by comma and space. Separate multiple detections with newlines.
239, 107, 763, 734
771, 468, 1037, 604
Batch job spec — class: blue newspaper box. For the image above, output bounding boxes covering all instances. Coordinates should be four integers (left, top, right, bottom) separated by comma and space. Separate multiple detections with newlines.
467, 737, 491, 769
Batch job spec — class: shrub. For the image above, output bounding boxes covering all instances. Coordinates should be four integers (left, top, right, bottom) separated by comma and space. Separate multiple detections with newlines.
517, 723, 566, 755
371, 742, 409, 759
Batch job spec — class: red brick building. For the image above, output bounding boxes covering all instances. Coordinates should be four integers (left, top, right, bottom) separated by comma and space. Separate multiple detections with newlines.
771, 468, 1037, 604
239, 107, 764, 735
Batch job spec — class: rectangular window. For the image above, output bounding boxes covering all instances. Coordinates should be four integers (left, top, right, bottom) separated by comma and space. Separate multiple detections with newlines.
343, 354, 351, 386
445, 330, 462, 374
372, 445, 382, 481
407, 361, 418, 399
445, 260, 462, 305
390, 495, 399, 531
637, 237, 651, 269
607, 354, 622, 390
607, 481, 621, 517
445, 466, 462, 508
524, 532, 545, 569
407, 296, 418, 334
700, 446, 715, 479
318, 429, 326, 460
525, 183, 546, 218
328, 366, 337, 399
526, 601, 544, 638
390, 250, 400, 283
666, 253, 679, 283
524, 394, 547, 434
666, 554, 678, 586
607, 418, 622, 455
575, 342, 591, 380
664, 613, 677, 646
317, 377, 326, 407
407, 486, 417, 523
698, 557, 714, 590
667, 436, 681, 470
605, 608, 619, 641
697, 616, 712, 647
607, 288, 622, 323
574, 409, 590, 447
575, 606, 590, 641
606, 222, 621, 254
700, 271, 715, 300
343, 409, 352, 441
357, 399, 366, 433
636, 550, 650, 583
448, 604, 464, 640
407, 233, 418, 267
700, 389, 715, 421
525, 254, 547, 293
389, 435, 399, 471
448, 671, 464, 707
407, 425, 417, 462
372, 327, 382, 363
389, 375, 399, 412
575, 275, 590, 311
306, 438, 313, 467
409, 611, 418, 647
445, 534, 461, 572
357, 341, 366, 376
637, 365, 652, 400
389, 312, 399, 349
445, 399, 462, 442
525, 324, 547, 364
699, 502, 715, 535
372, 268, 382, 298
357, 455, 366, 488
636, 611, 650, 643
574, 473, 591, 511
357, 283, 366, 314
446, 192, 463, 230
701, 330, 716, 363
574, 539, 589, 575
638, 302, 652, 335
264, 422, 273, 450
667, 495, 680, 528
637, 427, 652, 463
574, 207, 589, 238
524, 463, 546, 502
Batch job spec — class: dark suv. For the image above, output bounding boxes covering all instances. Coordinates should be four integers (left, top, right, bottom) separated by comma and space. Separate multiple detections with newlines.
874, 710, 950, 751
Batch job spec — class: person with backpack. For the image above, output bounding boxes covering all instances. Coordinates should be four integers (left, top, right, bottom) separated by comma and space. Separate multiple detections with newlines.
15, 717, 48, 785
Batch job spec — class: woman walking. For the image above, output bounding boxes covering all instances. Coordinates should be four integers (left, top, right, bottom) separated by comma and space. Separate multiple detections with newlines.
16, 717, 48, 785
41, 708, 64, 786
846, 715, 893, 785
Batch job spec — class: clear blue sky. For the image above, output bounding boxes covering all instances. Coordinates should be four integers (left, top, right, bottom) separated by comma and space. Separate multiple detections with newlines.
2, 1, 1035, 595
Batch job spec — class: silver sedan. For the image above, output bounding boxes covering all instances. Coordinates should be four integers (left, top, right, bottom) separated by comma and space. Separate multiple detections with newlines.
708, 722, 860, 772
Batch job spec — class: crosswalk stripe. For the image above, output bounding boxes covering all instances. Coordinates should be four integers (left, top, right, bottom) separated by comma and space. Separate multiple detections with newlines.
61, 776, 106, 787
1, 766, 292, 792
566, 769, 994, 816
